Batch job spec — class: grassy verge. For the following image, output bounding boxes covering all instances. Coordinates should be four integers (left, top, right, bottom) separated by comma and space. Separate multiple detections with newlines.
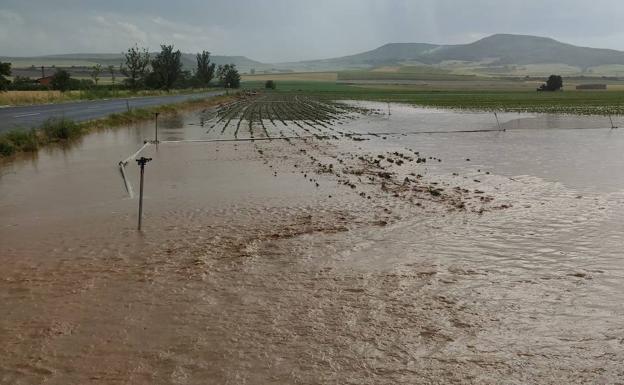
243, 81, 624, 115
0, 88, 220, 107
0, 94, 234, 158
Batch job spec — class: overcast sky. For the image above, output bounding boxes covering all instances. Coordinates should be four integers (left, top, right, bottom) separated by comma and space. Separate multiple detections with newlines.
1, 0, 623, 62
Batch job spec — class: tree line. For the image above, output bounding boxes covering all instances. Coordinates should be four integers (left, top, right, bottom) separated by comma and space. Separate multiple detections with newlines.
120, 44, 240, 91
0, 44, 241, 92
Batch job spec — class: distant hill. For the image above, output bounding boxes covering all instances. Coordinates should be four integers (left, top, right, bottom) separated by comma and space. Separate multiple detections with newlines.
285, 34, 624, 72
0, 53, 266, 73
290, 43, 440, 69
421, 34, 624, 69
4, 34, 624, 76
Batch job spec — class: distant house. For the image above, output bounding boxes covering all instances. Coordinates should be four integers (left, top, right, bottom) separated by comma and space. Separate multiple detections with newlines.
36, 76, 54, 86
576, 84, 607, 90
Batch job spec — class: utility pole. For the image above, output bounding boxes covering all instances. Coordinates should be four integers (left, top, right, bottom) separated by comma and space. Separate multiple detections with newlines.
154, 112, 160, 143
136, 157, 152, 230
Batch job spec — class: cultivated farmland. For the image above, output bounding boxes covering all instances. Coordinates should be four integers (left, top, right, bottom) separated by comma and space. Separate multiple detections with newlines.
208, 93, 370, 139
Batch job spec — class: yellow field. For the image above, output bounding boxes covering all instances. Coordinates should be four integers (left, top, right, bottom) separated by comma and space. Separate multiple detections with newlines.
242, 72, 338, 82
0, 90, 78, 106
0, 88, 217, 106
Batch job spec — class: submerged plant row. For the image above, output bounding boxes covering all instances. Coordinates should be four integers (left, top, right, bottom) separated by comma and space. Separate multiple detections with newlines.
208, 92, 376, 139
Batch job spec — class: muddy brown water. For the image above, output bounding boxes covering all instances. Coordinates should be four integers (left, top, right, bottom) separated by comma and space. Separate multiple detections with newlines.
1, 103, 623, 384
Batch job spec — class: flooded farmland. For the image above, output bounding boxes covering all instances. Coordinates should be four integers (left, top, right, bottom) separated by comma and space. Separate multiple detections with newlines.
1, 96, 623, 384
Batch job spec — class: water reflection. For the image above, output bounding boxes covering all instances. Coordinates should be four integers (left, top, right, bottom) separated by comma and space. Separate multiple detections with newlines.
343, 102, 624, 193
160, 112, 185, 130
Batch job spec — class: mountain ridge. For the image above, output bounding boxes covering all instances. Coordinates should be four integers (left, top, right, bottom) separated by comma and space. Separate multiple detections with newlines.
283, 34, 624, 71
4, 34, 624, 74
0, 53, 266, 73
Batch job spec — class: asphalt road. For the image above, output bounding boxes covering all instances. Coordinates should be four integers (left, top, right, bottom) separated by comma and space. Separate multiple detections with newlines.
0, 91, 225, 134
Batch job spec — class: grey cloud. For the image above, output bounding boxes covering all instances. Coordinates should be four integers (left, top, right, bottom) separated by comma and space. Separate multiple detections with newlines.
0, 0, 623, 62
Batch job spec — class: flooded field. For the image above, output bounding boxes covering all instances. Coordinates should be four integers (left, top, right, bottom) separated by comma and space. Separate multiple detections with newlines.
1, 96, 623, 384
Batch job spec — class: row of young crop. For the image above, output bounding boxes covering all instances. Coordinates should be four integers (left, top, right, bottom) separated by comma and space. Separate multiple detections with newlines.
207, 93, 369, 140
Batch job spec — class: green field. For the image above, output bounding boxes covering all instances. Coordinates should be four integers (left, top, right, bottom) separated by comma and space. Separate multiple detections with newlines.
338, 69, 477, 81
241, 80, 624, 115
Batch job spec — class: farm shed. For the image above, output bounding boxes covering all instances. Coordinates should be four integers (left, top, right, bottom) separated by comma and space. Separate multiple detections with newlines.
36, 75, 54, 86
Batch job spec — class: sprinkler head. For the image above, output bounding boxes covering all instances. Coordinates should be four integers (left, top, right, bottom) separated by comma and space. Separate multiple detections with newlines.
136, 157, 153, 166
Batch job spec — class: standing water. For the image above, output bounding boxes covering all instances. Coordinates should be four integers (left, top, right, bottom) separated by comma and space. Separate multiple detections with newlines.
0, 103, 622, 384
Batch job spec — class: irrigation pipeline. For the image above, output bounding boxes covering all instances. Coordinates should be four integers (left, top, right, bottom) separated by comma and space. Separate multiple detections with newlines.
117, 129, 505, 197
118, 142, 150, 198
355, 128, 507, 136
118, 136, 318, 198
354, 125, 620, 137
158, 136, 315, 144
118, 124, 616, 197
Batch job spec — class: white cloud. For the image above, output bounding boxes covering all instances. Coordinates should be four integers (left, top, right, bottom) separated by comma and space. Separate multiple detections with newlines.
115, 21, 148, 45
0, 10, 230, 57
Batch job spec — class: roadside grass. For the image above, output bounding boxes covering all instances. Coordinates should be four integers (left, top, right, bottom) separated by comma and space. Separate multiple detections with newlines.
0, 94, 235, 158
92, 95, 231, 128
1, 118, 90, 156
0, 130, 39, 156
0, 88, 219, 106
41, 118, 83, 141
3, 130, 39, 151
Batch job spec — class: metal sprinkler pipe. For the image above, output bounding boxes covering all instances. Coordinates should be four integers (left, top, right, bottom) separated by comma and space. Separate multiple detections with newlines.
154, 112, 160, 143
136, 156, 152, 230
494, 112, 504, 131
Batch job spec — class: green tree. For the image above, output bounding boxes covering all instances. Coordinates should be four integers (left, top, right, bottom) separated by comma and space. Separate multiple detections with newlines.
11, 75, 42, 91
151, 45, 182, 91
0, 62, 11, 91
265, 80, 276, 89
120, 44, 150, 90
546, 75, 563, 91
539, 75, 563, 91
217, 64, 241, 89
51, 69, 71, 92
90, 64, 102, 86
195, 51, 216, 86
